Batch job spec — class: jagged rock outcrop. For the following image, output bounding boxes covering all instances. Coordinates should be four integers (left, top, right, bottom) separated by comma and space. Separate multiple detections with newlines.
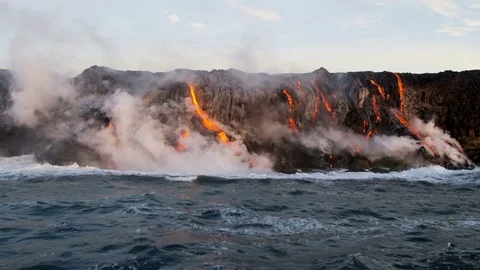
0, 66, 478, 173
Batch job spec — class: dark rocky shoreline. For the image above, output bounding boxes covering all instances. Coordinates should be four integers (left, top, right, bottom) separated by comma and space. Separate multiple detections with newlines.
0, 66, 478, 173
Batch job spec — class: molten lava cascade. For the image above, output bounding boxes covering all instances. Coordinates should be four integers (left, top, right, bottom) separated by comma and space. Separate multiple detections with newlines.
369, 80, 386, 99
295, 81, 306, 98
283, 89, 295, 114
372, 96, 381, 122
366, 130, 373, 141
393, 111, 435, 155
175, 129, 190, 152
393, 111, 422, 139
188, 84, 230, 143
394, 73, 405, 112
363, 120, 367, 133
311, 94, 320, 125
312, 79, 334, 121
107, 122, 120, 147
283, 89, 298, 131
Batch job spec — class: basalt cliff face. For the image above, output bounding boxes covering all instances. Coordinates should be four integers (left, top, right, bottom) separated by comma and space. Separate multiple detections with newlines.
0, 66, 478, 173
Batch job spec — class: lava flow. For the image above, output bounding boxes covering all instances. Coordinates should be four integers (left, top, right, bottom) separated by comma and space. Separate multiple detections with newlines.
394, 73, 405, 112
372, 96, 381, 122
369, 80, 386, 99
188, 84, 230, 143
283, 89, 299, 131
175, 129, 190, 152
295, 81, 306, 97
393, 111, 422, 140
312, 79, 334, 121
366, 130, 373, 141
107, 122, 120, 148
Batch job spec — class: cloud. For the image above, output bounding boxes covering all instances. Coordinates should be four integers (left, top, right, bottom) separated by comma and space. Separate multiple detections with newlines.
351, 18, 378, 28
167, 14, 180, 23
467, 3, 480, 9
227, 0, 281, 21
423, 0, 459, 18
190, 22, 206, 28
463, 18, 480, 27
435, 19, 480, 37
436, 26, 474, 36
374, 0, 389, 6
341, 17, 378, 29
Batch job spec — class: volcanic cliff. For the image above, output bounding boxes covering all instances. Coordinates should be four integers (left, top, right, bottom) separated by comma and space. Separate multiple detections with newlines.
0, 66, 478, 173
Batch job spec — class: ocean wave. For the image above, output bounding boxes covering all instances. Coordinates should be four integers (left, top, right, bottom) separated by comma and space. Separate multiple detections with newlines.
0, 155, 479, 184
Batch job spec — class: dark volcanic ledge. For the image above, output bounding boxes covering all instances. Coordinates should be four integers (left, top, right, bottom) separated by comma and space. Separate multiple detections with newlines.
1, 66, 479, 172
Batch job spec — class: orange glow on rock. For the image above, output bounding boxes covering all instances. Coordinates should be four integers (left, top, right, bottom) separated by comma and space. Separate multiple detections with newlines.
394, 73, 405, 112
372, 96, 381, 122
369, 80, 386, 99
312, 79, 334, 121
283, 89, 299, 132
189, 84, 230, 143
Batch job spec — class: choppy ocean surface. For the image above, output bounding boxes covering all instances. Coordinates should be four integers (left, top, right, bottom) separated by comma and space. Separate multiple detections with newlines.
1, 156, 480, 270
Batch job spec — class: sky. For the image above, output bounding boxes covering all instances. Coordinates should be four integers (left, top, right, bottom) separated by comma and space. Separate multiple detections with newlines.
0, 0, 479, 74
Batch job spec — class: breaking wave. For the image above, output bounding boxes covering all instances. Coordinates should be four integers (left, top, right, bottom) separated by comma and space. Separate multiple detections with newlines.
0, 155, 478, 184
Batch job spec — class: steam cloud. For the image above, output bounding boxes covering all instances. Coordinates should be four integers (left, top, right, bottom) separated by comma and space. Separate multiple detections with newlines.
0, 2, 473, 174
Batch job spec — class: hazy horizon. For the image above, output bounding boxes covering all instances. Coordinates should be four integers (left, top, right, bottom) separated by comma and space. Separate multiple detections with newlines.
1, 0, 479, 75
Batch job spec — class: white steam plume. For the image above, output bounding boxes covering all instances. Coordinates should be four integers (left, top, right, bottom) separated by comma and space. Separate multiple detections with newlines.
299, 126, 421, 162
299, 116, 471, 167
80, 90, 273, 174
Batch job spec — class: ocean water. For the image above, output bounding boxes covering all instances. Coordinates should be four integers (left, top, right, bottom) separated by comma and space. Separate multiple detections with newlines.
1, 156, 480, 269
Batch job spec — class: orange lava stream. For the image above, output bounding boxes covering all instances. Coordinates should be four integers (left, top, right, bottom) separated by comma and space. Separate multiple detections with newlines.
175, 129, 190, 151
372, 96, 381, 122
369, 80, 386, 99
312, 79, 334, 120
312, 94, 320, 124
283, 89, 295, 114
288, 118, 298, 131
394, 73, 405, 112
296, 81, 306, 97
217, 131, 229, 143
283, 89, 299, 132
393, 112, 422, 140
393, 111, 436, 154
366, 130, 373, 141
188, 84, 230, 143
107, 122, 120, 148
363, 120, 367, 133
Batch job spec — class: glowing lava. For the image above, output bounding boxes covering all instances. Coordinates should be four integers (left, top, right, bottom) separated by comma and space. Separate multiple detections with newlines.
296, 81, 306, 97
217, 131, 229, 143
107, 122, 120, 148
363, 120, 367, 133
312, 94, 320, 124
366, 130, 373, 141
312, 79, 334, 121
189, 84, 230, 143
175, 129, 190, 152
369, 80, 386, 99
393, 112, 422, 140
372, 96, 381, 122
329, 155, 333, 169
283, 89, 295, 114
394, 73, 405, 112
283, 89, 299, 131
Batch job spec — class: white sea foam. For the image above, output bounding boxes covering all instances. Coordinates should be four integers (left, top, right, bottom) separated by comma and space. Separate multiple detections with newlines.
0, 155, 478, 184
